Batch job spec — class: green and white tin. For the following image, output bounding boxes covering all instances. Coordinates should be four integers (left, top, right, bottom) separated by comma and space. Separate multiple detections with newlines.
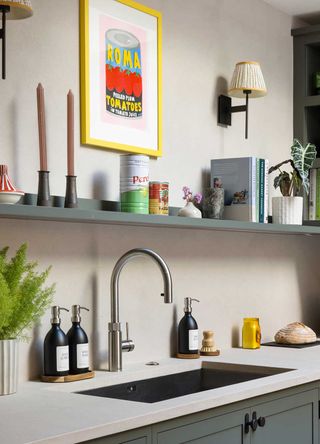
120, 155, 149, 214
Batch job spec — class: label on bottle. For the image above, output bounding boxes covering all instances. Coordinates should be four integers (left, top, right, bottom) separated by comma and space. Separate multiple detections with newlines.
188, 329, 199, 351
77, 343, 89, 369
56, 346, 69, 372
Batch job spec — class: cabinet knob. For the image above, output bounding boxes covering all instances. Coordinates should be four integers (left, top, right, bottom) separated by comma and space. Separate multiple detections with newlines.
258, 416, 266, 427
244, 412, 258, 433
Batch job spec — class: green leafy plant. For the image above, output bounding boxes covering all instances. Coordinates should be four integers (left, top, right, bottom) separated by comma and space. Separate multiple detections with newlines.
0, 243, 55, 340
268, 139, 317, 196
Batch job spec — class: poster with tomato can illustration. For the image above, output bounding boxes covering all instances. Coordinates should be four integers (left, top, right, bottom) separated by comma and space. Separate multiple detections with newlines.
80, 0, 162, 157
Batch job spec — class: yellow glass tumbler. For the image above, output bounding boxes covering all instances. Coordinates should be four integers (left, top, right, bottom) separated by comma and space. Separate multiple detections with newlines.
242, 318, 261, 349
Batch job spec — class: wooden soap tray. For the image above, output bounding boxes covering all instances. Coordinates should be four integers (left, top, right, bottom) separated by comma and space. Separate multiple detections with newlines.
41, 370, 95, 383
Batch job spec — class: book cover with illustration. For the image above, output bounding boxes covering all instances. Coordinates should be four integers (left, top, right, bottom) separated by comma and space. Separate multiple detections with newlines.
210, 157, 257, 222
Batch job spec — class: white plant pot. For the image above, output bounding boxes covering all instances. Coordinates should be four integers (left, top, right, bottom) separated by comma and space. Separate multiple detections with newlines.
0, 339, 18, 395
178, 201, 202, 218
272, 196, 303, 225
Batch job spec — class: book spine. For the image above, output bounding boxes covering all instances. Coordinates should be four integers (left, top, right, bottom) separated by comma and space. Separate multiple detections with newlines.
256, 158, 260, 223
264, 159, 269, 223
259, 159, 265, 223
309, 168, 317, 220
316, 169, 320, 220
251, 157, 256, 222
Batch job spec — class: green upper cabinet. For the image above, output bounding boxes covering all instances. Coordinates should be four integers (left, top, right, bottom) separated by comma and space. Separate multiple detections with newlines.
292, 25, 320, 155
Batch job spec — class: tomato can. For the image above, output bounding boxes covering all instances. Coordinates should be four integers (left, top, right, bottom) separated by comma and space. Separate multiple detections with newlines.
105, 29, 142, 118
120, 155, 149, 214
149, 182, 161, 214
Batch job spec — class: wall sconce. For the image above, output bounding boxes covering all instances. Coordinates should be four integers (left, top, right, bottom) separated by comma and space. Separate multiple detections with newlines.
0, 0, 33, 79
218, 61, 267, 139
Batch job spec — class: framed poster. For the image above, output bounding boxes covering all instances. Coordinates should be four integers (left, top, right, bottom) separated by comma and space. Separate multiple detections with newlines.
80, 0, 162, 157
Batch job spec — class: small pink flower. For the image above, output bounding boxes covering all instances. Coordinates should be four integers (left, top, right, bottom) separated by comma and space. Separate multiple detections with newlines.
182, 186, 202, 205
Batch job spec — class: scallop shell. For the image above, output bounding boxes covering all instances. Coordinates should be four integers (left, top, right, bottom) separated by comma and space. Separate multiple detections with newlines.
274, 322, 316, 344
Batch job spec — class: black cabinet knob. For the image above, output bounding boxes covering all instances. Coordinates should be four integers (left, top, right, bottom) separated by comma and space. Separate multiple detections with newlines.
258, 416, 266, 427
244, 412, 258, 433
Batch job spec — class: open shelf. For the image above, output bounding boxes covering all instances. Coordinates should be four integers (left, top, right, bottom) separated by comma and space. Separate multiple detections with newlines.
0, 194, 320, 236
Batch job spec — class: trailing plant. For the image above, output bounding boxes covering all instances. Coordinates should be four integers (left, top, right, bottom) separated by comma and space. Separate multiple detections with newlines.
268, 139, 317, 196
0, 243, 55, 340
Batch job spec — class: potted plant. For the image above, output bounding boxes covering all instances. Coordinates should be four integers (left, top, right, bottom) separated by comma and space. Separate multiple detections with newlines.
0, 243, 55, 395
269, 139, 317, 225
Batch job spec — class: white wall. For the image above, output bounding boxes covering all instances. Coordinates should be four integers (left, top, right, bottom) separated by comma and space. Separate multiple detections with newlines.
0, 0, 319, 383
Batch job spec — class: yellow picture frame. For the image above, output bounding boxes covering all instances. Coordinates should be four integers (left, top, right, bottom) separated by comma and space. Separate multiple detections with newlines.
80, 0, 163, 157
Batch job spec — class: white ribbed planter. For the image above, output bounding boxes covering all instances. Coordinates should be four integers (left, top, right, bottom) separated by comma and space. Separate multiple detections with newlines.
272, 196, 303, 225
0, 339, 18, 395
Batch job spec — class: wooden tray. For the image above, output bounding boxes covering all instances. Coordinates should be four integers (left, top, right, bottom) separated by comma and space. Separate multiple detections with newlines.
41, 371, 95, 383
200, 349, 220, 356
261, 341, 320, 349
176, 353, 200, 359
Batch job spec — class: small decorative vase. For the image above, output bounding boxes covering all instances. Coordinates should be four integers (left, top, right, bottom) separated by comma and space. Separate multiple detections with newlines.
178, 201, 202, 218
0, 165, 24, 204
203, 187, 224, 219
0, 339, 18, 396
272, 196, 303, 225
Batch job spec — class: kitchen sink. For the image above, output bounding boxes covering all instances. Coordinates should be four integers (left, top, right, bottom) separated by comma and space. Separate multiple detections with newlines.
76, 362, 293, 404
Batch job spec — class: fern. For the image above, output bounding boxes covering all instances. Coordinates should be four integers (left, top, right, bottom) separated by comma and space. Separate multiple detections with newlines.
0, 243, 55, 340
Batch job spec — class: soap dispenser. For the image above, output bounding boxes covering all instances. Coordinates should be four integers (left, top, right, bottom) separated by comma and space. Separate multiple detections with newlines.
67, 305, 90, 374
44, 306, 69, 376
178, 298, 200, 356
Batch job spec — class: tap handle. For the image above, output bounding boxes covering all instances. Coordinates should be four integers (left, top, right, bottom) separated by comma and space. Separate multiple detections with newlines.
122, 322, 135, 353
125, 322, 129, 340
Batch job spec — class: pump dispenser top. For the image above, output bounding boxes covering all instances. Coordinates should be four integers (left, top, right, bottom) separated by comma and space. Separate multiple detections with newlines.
184, 297, 200, 313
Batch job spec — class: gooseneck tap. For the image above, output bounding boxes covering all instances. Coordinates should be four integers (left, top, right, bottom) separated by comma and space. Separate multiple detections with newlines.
108, 248, 173, 372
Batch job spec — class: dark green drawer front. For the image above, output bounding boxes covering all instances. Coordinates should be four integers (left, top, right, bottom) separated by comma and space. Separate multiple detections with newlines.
82, 426, 151, 444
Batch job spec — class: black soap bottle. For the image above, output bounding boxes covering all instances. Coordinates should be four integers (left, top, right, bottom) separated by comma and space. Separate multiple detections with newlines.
67, 305, 90, 374
178, 297, 200, 355
44, 306, 69, 376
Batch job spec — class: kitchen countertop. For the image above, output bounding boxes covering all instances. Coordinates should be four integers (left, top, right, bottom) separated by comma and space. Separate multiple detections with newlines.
2, 346, 320, 444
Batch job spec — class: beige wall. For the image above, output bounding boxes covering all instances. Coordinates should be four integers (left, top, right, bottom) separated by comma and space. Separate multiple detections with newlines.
0, 0, 318, 383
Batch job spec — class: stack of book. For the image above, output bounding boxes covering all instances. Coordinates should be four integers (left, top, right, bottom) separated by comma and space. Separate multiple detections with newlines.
308, 158, 320, 220
210, 157, 269, 223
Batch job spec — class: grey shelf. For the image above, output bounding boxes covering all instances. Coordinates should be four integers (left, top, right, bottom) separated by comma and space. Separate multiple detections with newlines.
0, 194, 320, 236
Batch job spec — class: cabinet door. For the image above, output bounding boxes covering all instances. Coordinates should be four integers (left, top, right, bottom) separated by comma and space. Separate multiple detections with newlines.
153, 408, 250, 444
251, 389, 318, 444
82, 426, 152, 444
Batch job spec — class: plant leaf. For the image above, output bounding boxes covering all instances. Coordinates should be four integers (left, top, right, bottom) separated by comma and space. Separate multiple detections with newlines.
291, 139, 317, 194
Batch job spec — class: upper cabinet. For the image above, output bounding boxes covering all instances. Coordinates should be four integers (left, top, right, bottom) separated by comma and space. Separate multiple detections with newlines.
292, 25, 320, 155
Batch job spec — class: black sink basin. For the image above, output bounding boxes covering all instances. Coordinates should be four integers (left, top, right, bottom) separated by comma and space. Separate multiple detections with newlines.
76, 362, 293, 404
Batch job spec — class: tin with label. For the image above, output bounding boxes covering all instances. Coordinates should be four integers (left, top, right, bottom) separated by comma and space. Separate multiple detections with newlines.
149, 182, 161, 214
105, 29, 142, 118
120, 155, 149, 214
160, 182, 169, 215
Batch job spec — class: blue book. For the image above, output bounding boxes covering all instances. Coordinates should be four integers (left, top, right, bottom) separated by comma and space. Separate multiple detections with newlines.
211, 157, 257, 222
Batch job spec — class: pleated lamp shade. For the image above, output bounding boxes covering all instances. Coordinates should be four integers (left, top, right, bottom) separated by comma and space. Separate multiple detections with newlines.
228, 61, 267, 98
0, 0, 33, 19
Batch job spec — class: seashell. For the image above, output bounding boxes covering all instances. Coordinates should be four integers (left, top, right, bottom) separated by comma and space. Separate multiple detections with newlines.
274, 322, 316, 344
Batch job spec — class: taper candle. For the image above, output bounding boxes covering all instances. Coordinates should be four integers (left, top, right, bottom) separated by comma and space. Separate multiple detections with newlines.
67, 90, 74, 176
36, 83, 48, 171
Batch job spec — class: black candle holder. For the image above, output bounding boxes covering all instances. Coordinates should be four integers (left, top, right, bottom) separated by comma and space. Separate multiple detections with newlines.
64, 175, 78, 208
37, 170, 51, 206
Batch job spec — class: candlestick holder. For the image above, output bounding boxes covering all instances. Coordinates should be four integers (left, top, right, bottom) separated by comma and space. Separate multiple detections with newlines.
64, 175, 78, 208
37, 170, 51, 206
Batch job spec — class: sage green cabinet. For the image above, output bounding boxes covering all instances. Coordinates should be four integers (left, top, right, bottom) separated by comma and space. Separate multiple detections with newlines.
251, 389, 318, 444
82, 384, 319, 444
83, 426, 152, 444
153, 408, 249, 444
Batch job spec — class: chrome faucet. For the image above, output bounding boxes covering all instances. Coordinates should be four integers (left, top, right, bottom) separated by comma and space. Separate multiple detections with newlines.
108, 248, 173, 372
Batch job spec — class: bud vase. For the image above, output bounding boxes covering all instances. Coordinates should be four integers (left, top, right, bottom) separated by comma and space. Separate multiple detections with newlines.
178, 201, 202, 218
